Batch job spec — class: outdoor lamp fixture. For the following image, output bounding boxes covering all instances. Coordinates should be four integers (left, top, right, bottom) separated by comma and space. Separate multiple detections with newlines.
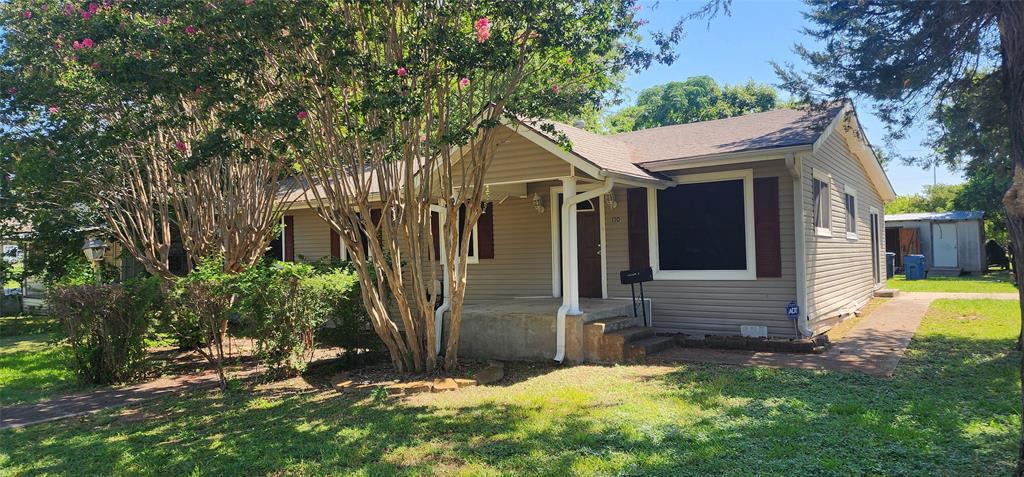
532, 193, 545, 214
605, 193, 618, 209
82, 237, 107, 263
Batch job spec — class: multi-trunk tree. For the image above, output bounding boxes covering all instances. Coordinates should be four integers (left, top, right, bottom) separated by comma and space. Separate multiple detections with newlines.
3, 0, 685, 373
1, 1, 296, 280
268, 0, 683, 372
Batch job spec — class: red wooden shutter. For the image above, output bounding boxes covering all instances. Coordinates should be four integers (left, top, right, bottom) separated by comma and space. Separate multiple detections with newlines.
754, 177, 782, 278
330, 229, 341, 259
283, 215, 295, 262
431, 212, 440, 260
626, 188, 650, 269
478, 202, 494, 259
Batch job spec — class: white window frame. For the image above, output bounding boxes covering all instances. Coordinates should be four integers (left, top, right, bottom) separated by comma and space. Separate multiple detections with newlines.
331, 229, 349, 261
844, 185, 858, 240
812, 169, 832, 237
438, 205, 479, 265
648, 169, 757, 281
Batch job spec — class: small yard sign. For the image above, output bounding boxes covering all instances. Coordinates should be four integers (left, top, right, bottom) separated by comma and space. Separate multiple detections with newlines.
786, 301, 800, 320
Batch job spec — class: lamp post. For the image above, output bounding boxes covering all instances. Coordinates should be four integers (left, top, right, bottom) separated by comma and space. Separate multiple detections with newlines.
82, 238, 107, 282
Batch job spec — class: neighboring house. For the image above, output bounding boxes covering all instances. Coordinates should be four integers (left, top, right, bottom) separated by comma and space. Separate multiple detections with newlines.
885, 211, 986, 275
280, 101, 896, 362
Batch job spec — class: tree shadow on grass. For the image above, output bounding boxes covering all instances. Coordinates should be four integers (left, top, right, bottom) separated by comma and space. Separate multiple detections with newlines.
1, 331, 1019, 476
648, 331, 1020, 476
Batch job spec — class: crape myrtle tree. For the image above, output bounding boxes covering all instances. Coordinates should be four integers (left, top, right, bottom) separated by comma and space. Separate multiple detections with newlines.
270, 0, 683, 372
1, 1, 297, 281
764, 0, 1024, 472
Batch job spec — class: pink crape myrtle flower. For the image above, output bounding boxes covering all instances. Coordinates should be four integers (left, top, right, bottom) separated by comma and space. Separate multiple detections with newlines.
185, 25, 197, 35
174, 141, 187, 152
458, 77, 470, 89
82, 10, 92, 20
81, 38, 94, 48
72, 41, 83, 50
396, 67, 407, 77
474, 17, 491, 43
48, 106, 58, 114
296, 111, 309, 120
23, 10, 32, 19
63, 3, 76, 16
245, 0, 254, 4
88, 3, 99, 14
157, 16, 170, 26
551, 84, 560, 94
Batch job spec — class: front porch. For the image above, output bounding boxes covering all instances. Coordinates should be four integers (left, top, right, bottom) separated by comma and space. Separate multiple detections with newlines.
444, 297, 668, 363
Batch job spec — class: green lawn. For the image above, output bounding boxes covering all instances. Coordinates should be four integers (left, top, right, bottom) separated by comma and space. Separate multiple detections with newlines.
889, 269, 1019, 293
0, 316, 80, 406
1, 299, 1020, 476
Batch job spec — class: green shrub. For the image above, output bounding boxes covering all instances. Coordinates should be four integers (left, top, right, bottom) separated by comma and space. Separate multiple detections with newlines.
167, 258, 370, 379
165, 278, 233, 389
234, 261, 369, 377
49, 277, 162, 385
306, 267, 374, 359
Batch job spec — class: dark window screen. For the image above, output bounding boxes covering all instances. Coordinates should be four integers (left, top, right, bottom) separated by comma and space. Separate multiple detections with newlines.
657, 180, 747, 271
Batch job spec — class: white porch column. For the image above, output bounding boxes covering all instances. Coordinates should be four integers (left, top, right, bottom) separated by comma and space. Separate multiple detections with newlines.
560, 177, 582, 315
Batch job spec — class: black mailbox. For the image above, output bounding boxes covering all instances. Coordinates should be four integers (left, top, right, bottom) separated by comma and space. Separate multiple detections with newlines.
619, 267, 653, 327
620, 267, 653, 285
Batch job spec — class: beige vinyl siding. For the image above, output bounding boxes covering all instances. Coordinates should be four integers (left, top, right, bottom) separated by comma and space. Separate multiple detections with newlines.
450, 126, 576, 186
605, 160, 800, 338
803, 132, 886, 333
288, 207, 334, 261
464, 186, 554, 300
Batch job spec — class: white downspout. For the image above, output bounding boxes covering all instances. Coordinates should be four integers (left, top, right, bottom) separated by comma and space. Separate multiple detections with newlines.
555, 177, 615, 363
787, 154, 812, 337
433, 208, 451, 356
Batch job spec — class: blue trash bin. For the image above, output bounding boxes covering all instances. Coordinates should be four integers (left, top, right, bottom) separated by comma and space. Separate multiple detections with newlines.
885, 252, 896, 279
904, 254, 926, 280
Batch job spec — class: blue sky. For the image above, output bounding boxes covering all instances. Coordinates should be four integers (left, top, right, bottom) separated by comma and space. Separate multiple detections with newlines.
622, 0, 962, 196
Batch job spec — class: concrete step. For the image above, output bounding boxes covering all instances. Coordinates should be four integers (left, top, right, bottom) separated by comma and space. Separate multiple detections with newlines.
584, 316, 643, 334
582, 324, 655, 363
873, 288, 899, 298
603, 326, 655, 345
625, 336, 676, 360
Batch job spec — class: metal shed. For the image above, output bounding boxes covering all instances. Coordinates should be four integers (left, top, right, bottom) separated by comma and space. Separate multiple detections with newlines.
885, 211, 986, 275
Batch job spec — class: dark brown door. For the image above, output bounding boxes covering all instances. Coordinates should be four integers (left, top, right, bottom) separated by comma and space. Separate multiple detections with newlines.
577, 207, 602, 298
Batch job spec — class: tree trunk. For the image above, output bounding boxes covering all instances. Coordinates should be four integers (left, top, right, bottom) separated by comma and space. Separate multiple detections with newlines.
997, 1, 1024, 475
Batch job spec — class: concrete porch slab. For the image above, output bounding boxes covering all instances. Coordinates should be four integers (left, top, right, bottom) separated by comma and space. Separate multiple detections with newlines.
446, 297, 650, 363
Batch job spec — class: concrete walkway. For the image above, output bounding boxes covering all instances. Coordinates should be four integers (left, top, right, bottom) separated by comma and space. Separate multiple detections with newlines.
648, 292, 1018, 377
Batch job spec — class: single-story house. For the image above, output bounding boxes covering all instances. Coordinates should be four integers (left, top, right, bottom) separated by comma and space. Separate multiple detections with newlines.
885, 211, 986, 275
279, 101, 896, 363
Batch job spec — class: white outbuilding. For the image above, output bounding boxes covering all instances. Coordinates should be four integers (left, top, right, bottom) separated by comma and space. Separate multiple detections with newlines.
885, 211, 986, 275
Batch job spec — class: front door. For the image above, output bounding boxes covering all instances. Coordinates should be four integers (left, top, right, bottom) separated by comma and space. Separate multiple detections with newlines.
577, 201, 602, 298
932, 222, 959, 268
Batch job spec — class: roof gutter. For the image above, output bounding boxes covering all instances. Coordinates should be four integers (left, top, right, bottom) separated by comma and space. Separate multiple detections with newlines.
639, 145, 813, 172
555, 177, 616, 363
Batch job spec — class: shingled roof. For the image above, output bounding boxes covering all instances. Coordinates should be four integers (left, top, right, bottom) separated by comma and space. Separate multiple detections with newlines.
611, 105, 842, 165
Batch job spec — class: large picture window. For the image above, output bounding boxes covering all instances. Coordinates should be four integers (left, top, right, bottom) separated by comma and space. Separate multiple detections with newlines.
649, 170, 756, 280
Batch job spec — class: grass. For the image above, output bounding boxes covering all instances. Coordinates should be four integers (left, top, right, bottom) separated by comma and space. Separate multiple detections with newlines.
1, 299, 1020, 476
0, 316, 81, 406
889, 269, 1019, 293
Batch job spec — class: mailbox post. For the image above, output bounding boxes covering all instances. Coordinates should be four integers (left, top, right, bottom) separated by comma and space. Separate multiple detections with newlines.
619, 267, 653, 327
